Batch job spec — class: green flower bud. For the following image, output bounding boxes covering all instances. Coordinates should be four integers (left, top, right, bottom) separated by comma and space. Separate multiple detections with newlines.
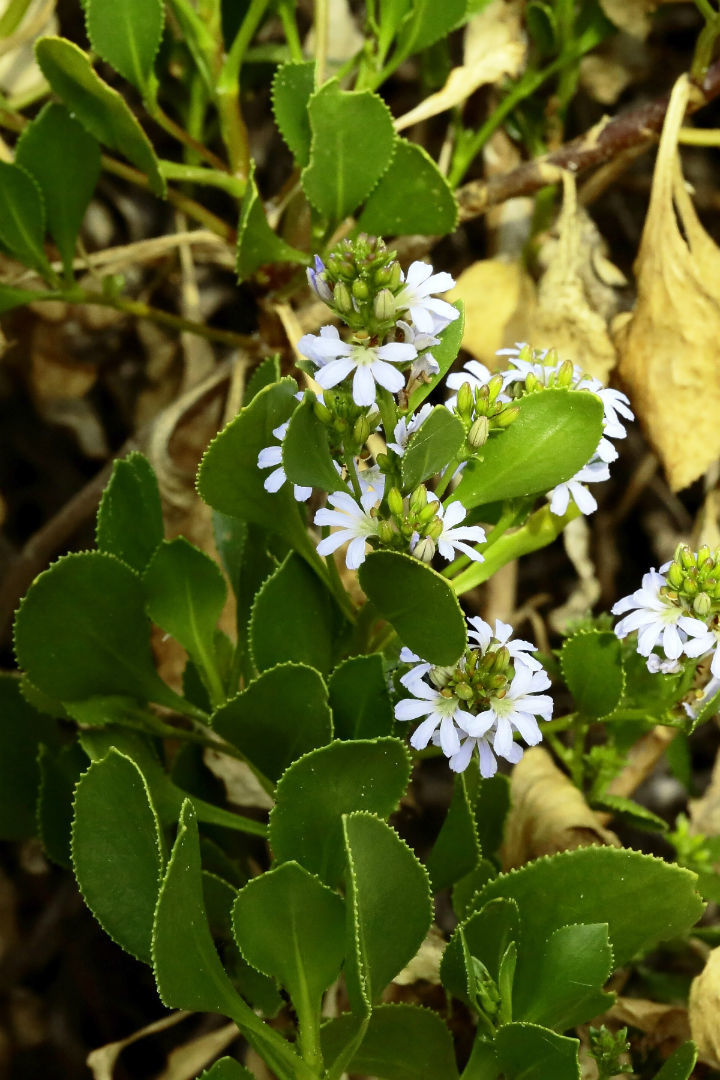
468, 415, 489, 449
353, 414, 371, 446
693, 592, 713, 616
426, 516, 443, 540
387, 261, 402, 291
418, 502, 439, 526
409, 485, 428, 513
388, 487, 404, 518
489, 673, 508, 690
487, 373, 504, 403
352, 278, 370, 301
490, 646, 510, 673
698, 545, 711, 565
685, 578, 699, 596
374, 288, 396, 322
333, 281, 353, 314
456, 381, 474, 419
413, 536, 435, 563
313, 399, 333, 424
377, 520, 395, 544
556, 358, 574, 387
375, 452, 390, 471
495, 405, 520, 427
680, 546, 696, 570
525, 373, 540, 393
667, 562, 684, 589
455, 682, 474, 701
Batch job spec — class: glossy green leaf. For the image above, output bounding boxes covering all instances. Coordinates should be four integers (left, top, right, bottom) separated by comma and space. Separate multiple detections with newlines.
37, 742, 88, 867
425, 772, 481, 892
302, 80, 396, 223
473, 774, 510, 865
376, 0, 412, 60
321, 1003, 459, 1080
271, 61, 315, 165
15, 102, 100, 275
358, 551, 466, 665
358, 140, 457, 237
494, 1023, 580, 1080
95, 451, 164, 572
86, 0, 164, 92
401, 405, 465, 491
14, 552, 189, 712
653, 1042, 697, 1080
328, 654, 393, 739
232, 862, 345, 1014
244, 355, 281, 404
343, 812, 431, 1011
212, 663, 332, 782
236, 163, 307, 280
35, 37, 165, 197
592, 793, 668, 833
520, 923, 614, 1029
282, 396, 342, 492
269, 737, 411, 886
250, 552, 342, 674
451, 389, 604, 509
406, 302, 464, 414
398, 0, 466, 52
441, 897, 519, 1004
560, 630, 624, 719
0, 162, 50, 275
72, 749, 163, 962
452, 860, 497, 920
0, 675, 56, 840
198, 1059, 254, 1080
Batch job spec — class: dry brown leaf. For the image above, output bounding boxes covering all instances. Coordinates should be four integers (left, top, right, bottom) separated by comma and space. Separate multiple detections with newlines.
597, 0, 661, 38
203, 749, 274, 811
689, 748, 720, 838
690, 947, 720, 1066
87, 1011, 191, 1080
606, 997, 691, 1055
446, 259, 535, 366
616, 75, 720, 492
526, 171, 621, 384
159, 1024, 238, 1080
548, 516, 601, 634
393, 924, 446, 986
394, 0, 526, 132
501, 746, 620, 870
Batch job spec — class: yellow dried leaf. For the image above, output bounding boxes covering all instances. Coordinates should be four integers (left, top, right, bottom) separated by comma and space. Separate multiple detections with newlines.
446, 258, 535, 367
393, 924, 445, 986
616, 75, 720, 491
690, 946, 720, 1067
689, 747, 720, 838
598, 0, 659, 39
501, 746, 620, 870
394, 0, 526, 132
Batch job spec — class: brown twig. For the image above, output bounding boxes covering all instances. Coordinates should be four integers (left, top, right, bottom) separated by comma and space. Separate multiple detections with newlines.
455, 58, 720, 222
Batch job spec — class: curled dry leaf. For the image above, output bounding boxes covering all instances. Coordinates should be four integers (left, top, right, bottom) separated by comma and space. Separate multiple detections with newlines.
501, 746, 620, 870
447, 258, 535, 366
87, 1011, 191, 1080
607, 997, 691, 1055
690, 946, 720, 1067
393, 0, 526, 133
393, 924, 446, 987
616, 74, 720, 492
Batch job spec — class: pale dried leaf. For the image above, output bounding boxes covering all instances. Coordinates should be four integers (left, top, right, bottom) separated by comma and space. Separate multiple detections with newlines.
598, 0, 659, 38
159, 1024, 238, 1080
548, 516, 601, 634
393, 924, 445, 986
616, 75, 720, 491
0, 0, 56, 96
689, 750, 720, 838
607, 997, 690, 1053
203, 749, 274, 811
394, 0, 526, 132
501, 746, 620, 870
87, 1011, 191, 1080
446, 259, 535, 366
579, 54, 634, 106
303, 0, 364, 65
690, 947, 720, 1067
605, 726, 677, 799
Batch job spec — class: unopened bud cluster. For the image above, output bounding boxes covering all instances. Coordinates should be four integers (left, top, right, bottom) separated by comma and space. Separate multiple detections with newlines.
311, 235, 403, 337
665, 544, 720, 617
428, 642, 514, 708
312, 391, 379, 456
382, 483, 444, 562
507, 345, 575, 397
455, 375, 520, 452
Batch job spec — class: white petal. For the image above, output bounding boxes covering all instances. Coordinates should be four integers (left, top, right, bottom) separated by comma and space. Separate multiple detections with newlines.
410, 714, 440, 750
395, 698, 436, 721
370, 360, 406, 394
345, 535, 368, 569
477, 739, 498, 778
258, 445, 283, 468
377, 341, 417, 363
263, 466, 286, 493
439, 715, 461, 757
315, 356, 356, 389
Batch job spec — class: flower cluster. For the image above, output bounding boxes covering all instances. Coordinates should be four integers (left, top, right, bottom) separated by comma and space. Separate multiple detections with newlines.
395, 617, 553, 776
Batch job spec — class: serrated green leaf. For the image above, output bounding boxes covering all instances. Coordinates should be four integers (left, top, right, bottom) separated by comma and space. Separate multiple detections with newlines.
561, 630, 624, 719
282, 396, 342, 492
269, 738, 411, 886
520, 923, 614, 1029
401, 405, 465, 491
244, 355, 281, 404
406, 302, 464, 414
86, 0, 164, 92
0, 675, 56, 840
473, 774, 510, 865
396, 0, 466, 55
250, 552, 343, 674
0, 161, 50, 275
526, 1, 557, 55
425, 772, 481, 892
35, 37, 165, 197
358, 551, 466, 665
358, 140, 457, 237
328, 654, 393, 739
652, 1042, 697, 1080
452, 859, 497, 920
212, 663, 333, 782
236, 163, 307, 280
441, 897, 519, 1004
72, 749, 163, 963
301, 81, 396, 224
38, 742, 88, 867
96, 451, 164, 572
593, 793, 668, 832
494, 1023, 580, 1080
15, 102, 100, 276
271, 61, 315, 165
198, 1059, 254, 1080
321, 1003, 460, 1080
451, 389, 604, 509
343, 812, 431, 1012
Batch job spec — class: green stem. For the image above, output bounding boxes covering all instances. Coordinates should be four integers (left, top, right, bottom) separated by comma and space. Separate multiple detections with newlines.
148, 101, 229, 172
159, 158, 245, 197
377, 386, 398, 448
433, 457, 460, 500
343, 447, 362, 499
277, 0, 304, 62
314, 0, 329, 84
216, 0, 272, 176
325, 1013, 371, 1080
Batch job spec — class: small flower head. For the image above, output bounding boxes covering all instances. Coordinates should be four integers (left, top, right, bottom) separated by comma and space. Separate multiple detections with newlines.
313, 479, 384, 570
612, 567, 707, 661
386, 403, 433, 457
414, 497, 486, 564
299, 329, 416, 407
307, 255, 332, 303
394, 261, 459, 335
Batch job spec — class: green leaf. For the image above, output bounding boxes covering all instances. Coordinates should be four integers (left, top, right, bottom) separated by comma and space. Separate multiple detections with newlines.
250, 552, 343, 674
652, 1042, 697, 1080
452, 860, 497, 920
0, 162, 50, 275
406, 302, 464, 414
358, 551, 466, 665
519, 923, 614, 1029
474, 848, 704, 1017
526, 1, 557, 55
143, 538, 227, 700
301, 80, 396, 224
212, 662, 333, 783
165, 0, 217, 92
35, 37, 165, 197
244, 355, 281, 404
396, 0, 466, 54
451, 389, 604, 510
592, 793, 668, 833
15, 102, 100, 276
343, 812, 431, 1011
358, 140, 457, 237
236, 162, 307, 280
473, 774, 510, 865
441, 897, 519, 1004
560, 630, 624, 719
0, 675, 56, 840
38, 742, 88, 867
232, 861, 345, 1012
321, 1003, 460, 1080
282, 396, 342, 492
493, 1023, 580, 1080
425, 772, 481, 892
269, 738, 411, 886
95, 451, 164, 572
86, 0, 164, 92
13, 552, 189, 713
198, 1060, 254, 1080
72, 749, 163, 963
0, 284, 57, 312
328, 654, 393, 739
271, 61, 315, 166
401, 405, 465, 491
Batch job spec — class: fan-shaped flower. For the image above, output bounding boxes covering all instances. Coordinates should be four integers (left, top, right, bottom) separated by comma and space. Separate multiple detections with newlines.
394, 261, 459, 334
612, 568, 707, 660
298, 329, 416, 407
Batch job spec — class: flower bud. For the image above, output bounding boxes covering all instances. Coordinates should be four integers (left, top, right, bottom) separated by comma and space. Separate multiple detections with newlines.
409, 485, 428, 513
680, 546, 696, 570
353, 414, 371, 446
685, 578, 699, 596
426, 516, 443, 540
387, 261, 402, 291
417, 501, 439, 526
487, 374, 504, 403
490, 646, 510, 673
525, 373, 539, 393
667, 562, 684, 589
468, 416, 489, 449
352, 278, 370, 301
388, 487, 404, 518
489, 673, 508, 690
375, 452, 390, 471
313, 399, 333, 425
456, 381, 474, 419
495, 406, 520, 427
455, 682, 474, 701
556, 359, 574, 387
698, 545, 712, 566
693, 592, 713, 616
377, 520, 395, 545
413, 536, 435, 563
373, 288, 396, 322
333, 281, 353, 314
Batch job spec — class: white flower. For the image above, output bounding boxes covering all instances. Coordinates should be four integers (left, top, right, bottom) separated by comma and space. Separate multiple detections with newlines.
387, 403, 434, 456
397, 320, 441, 381
612, 568, 708, 660
684, 676, 720, 720
457, 665, 553, 775
445, 359, 497, 411
398, 645, 434, 690
394, 261, 459, 334
426, 499, 486, 563
683, 621, 720, 678
394, 680, 475, 758
298, 329, 416, 407
548, 457, 611, 517
646, 653, 683, 675
466, 616, 543, 672
257, 422, 312, 502
314, 484, 383, 570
